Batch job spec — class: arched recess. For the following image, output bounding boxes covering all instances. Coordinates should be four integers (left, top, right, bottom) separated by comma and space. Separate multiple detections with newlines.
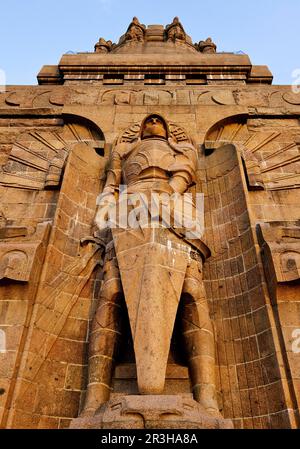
197, 141, 299, 428
1, 115, 107, 429
0, 329, 6, 353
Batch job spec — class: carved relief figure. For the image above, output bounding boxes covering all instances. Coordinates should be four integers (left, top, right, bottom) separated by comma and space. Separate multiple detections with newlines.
81, 114, 220, 420
258, 223, 300, 284
0, 250, 28, 282
165, 17, 186, 42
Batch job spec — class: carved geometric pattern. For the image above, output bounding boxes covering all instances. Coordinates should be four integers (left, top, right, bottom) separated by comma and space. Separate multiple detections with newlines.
0, 123, 104, 190
205, 118, 300, 190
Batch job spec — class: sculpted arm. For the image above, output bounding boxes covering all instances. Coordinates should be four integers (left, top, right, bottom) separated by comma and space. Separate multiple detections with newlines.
168, 139, 198, 194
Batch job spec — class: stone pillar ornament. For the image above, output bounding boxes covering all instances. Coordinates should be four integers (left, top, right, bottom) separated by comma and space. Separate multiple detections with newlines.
71, 114, 233, 429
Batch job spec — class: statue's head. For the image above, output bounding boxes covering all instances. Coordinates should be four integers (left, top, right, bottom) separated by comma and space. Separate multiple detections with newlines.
141, 114, 168, 140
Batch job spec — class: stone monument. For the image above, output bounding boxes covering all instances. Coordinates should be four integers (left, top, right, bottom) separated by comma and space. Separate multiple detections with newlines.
0, 17, 299, 429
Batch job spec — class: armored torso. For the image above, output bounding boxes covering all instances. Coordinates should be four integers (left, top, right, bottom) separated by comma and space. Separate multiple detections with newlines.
121, 138, 175, 186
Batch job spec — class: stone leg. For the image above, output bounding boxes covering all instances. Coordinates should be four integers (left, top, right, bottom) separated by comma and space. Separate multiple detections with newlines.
81, 255, 123, 416
180, 258, 219, 416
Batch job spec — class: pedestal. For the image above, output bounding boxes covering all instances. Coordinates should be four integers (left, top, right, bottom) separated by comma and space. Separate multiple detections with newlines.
70, 394, 233, 429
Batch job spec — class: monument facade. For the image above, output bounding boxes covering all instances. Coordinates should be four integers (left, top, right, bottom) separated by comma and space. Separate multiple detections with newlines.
0, 18, 300, 429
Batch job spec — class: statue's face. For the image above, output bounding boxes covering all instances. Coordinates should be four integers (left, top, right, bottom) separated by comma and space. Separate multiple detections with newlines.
141, 117, 167, 139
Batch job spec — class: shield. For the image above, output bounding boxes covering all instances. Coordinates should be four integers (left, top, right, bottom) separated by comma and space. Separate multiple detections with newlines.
112, 226, 189, 394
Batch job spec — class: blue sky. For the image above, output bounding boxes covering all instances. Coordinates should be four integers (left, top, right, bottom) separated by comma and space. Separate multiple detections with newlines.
0, 0, 299, 85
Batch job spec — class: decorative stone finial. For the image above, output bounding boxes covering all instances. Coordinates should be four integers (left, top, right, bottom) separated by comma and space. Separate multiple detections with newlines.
125, 17, 146, 42
198, 37, 217, 54
165, 17, 186, 42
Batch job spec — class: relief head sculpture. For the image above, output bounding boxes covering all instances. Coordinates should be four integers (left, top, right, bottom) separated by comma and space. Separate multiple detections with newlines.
198, 37, 217, 53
